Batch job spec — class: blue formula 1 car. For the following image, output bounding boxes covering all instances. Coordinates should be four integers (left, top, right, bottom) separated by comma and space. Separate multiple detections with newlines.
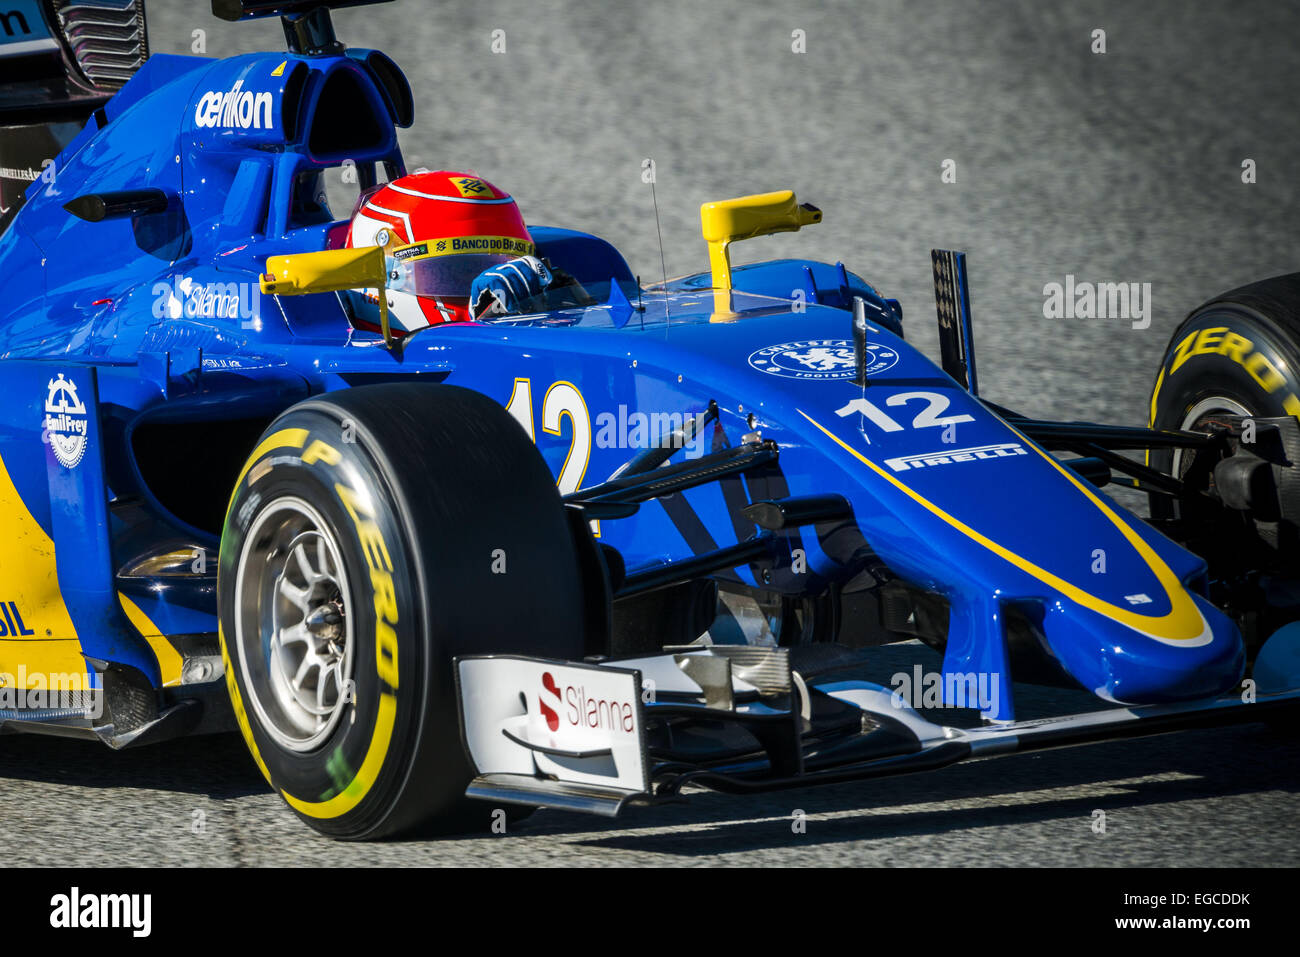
2, 0, 1299, 839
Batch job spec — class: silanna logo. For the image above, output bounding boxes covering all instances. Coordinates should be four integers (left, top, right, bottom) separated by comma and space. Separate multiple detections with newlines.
43, 374, 88, 469
538, 671, 635, 734
194, 80, 273, 130
748, 339, 900, 380
153, 275, 258, 322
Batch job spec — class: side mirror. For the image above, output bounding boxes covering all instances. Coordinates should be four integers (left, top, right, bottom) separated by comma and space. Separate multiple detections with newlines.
65, 189, 173, 222
699, 189, 821, 319
261, 246, 395, 346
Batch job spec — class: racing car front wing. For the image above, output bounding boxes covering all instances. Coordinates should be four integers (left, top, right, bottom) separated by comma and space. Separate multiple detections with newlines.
456, 641, 1300, 817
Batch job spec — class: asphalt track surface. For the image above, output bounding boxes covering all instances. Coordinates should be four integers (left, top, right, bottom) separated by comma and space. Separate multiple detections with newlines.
3, 0, 1300, 865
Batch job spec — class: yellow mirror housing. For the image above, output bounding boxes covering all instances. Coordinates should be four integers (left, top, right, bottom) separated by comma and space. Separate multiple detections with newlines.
700, 190, 822, 319
261, 246, 395, 347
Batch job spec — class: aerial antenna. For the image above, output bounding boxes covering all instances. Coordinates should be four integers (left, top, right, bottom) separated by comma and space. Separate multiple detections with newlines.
643, 158, 671, 326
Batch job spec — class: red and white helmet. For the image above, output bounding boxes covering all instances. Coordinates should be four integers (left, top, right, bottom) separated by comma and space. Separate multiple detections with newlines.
346, 170, 535, 332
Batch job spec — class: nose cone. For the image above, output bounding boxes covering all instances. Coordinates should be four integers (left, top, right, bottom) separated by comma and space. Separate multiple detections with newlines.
1049, 591, 1245, 704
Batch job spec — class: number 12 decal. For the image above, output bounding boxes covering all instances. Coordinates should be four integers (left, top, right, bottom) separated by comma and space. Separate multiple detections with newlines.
506, 378, 597, 532
835, 391, 974, 433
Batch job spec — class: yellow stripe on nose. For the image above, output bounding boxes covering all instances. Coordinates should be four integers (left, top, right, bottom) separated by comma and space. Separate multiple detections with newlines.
798, 410, 1209, 645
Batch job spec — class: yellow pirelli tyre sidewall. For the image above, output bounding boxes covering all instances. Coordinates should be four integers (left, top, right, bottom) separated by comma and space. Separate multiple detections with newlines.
218, 384, 590, 840
1148, 281, 1300, 536
1150, 307, 1300, 435
219, 414, 420, 839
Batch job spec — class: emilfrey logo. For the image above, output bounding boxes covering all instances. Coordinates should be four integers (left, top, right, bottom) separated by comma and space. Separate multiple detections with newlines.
43, 373, 88, 469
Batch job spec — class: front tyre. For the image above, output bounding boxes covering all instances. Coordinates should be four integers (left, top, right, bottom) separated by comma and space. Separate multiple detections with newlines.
1150, 275, 1300, 538
1150, 274, 1300, 451
219, 384, 589, 839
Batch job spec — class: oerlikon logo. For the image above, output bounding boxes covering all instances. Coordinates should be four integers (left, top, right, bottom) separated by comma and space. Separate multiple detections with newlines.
194, 80, 273, 130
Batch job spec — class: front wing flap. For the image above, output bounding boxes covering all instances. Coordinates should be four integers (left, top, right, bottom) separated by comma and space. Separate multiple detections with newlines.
457, 656, 650, 814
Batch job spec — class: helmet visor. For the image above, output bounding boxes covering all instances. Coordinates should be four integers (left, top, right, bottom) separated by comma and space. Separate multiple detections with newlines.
388, 236, 536, 298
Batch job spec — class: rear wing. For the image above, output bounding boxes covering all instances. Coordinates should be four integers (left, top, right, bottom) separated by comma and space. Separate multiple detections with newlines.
0, 0, 148, 233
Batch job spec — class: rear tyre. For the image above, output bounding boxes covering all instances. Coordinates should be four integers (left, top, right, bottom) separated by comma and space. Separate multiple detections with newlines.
218, 383, 589, 839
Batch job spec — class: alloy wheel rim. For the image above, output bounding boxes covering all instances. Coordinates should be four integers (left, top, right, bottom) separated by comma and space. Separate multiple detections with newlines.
235, 497, 355, 752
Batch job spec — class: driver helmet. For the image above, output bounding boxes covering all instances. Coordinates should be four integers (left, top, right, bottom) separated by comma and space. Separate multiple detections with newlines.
346, 170, 535, 333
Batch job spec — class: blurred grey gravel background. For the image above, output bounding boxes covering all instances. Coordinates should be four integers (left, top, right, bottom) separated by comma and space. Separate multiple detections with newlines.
3, 0, 1298, 866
